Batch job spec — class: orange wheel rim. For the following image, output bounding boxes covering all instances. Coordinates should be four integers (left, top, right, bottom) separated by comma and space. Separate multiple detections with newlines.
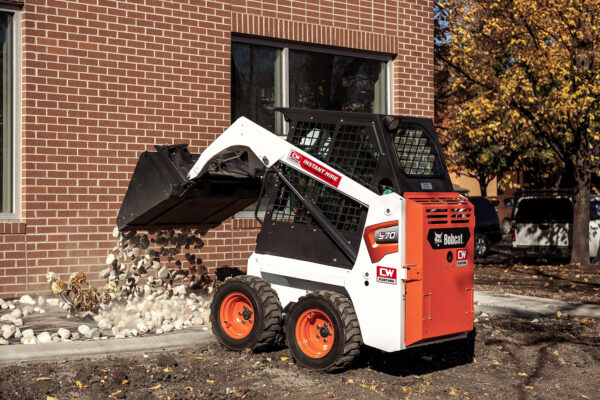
219, 292, 255, 339
295, 308, 335, 358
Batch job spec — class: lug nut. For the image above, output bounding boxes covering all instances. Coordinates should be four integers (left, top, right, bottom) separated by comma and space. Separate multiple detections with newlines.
242, 320, 246, 324
317, 324, 321, 329
324, 338, 328, 343
316, 334, 320, 338
248, 319, 252, 323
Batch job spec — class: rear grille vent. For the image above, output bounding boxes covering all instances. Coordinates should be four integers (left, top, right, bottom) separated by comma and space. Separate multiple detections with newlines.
410, 197, 473, 225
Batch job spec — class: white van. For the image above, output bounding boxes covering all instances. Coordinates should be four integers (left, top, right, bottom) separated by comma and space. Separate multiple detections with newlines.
511, 193, 600, 262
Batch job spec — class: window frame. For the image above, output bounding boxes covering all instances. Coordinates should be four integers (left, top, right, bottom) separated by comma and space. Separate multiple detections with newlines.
0, 8, 20, 221
231, 35, 394, 218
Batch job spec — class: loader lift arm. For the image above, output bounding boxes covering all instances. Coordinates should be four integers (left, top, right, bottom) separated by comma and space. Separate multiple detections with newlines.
118, 117, 378, 264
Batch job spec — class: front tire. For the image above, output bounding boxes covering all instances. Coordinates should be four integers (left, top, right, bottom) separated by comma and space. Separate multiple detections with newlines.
474, 233, 489, 258
210, 275, 282, 351
285, 291, 362, 372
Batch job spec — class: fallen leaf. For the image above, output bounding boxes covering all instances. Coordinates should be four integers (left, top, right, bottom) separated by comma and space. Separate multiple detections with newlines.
280, 357, 289, 361
149, 384, 161, 390
557, 311, 562, 317
518, 372, 528, 376
110, 390, 122, 397
195, 356, 204, 360
553, 350, 559, 355
524, 386, 534, 390
580, 317, 588, 324
582, 395, 590, 399
47, 397, 58, 400
36, 377, 52, 381
347, 379, 354, 383
492, 360, 501, 365
121, 379, 129, 386
185, 387, 193, 391
449, 387, 459, 396
75, 380, 84, 389
544, 282, 550, 287
206, 379, 214, 384
163, 367, 171, 372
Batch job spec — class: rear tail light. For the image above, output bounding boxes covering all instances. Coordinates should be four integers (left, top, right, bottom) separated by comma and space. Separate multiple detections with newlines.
511, 225, 515, 241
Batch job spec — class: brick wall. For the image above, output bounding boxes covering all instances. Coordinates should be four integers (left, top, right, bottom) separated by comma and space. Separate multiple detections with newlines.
0, 0, 433, 298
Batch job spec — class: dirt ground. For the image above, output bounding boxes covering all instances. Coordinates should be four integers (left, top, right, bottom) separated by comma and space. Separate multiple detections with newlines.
475, 238, 600, 304
1, 313, 598, 400
2, 240, 599, 400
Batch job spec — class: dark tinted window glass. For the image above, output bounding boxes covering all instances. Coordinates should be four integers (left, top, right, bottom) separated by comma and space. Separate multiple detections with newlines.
591, 202, 600, 220
0, 13, 12, 213
469, 198, 497, 218
289, 50, 386, 112
231, 43, 279, 132
393, 124, 443, 177
514, 198, 573, 223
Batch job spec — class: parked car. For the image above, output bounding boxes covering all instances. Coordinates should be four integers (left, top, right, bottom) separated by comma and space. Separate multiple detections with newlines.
511, 192, 600, 261
468, 197, 503, 258
487, 195, 515, 234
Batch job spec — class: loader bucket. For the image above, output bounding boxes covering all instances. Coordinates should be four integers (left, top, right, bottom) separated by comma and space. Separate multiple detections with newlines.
117, 144, 261, 231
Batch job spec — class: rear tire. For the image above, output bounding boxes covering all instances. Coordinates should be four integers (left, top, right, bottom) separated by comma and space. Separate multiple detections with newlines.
474, 233, 489, 258
210, 275, 282, 351
285, 291, 362, 372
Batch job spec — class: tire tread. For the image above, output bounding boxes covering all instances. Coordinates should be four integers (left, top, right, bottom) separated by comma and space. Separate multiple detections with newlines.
287, 290, 362, 372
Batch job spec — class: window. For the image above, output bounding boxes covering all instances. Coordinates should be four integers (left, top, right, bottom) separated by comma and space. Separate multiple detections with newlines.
393, 124, 444, 177
231, 36, 390, 134
231, 43, 282, 134
288, 50, 386, 113
231, 37, 390, 216
0, 11, 13, 215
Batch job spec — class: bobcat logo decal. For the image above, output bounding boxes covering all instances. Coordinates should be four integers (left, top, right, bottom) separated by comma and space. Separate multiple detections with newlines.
434, 231, 443, 245
427, 228, 471, 250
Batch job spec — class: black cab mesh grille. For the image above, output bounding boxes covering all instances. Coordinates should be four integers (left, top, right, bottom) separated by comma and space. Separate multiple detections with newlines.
289, 121, 379, 189
393, 124, 442, 177
271, 166, 366, 233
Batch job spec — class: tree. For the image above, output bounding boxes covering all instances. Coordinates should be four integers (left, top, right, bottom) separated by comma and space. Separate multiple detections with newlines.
439, 0, 600, 264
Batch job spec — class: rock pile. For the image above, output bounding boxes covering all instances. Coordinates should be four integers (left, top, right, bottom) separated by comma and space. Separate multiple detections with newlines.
0, 227, 215, 345
91, 227, 213, 339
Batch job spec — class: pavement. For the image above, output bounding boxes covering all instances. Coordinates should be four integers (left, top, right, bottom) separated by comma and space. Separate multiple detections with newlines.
1, 290, 600, 365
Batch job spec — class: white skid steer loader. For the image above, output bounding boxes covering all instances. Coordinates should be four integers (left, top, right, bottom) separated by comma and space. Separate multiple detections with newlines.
117, 108, 475, 371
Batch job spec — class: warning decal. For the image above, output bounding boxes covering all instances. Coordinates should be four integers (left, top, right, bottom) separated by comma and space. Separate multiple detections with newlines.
456, 248, 468, 267
376, 266, 397, 285
288, 150, 341, 188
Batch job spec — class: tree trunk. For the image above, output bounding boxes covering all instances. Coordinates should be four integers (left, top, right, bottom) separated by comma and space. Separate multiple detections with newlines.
570, 167, 591, 265
478, 178, 488, 197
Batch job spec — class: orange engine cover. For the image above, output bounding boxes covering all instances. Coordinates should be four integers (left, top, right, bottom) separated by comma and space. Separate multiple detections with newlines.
403, 192, 474, 346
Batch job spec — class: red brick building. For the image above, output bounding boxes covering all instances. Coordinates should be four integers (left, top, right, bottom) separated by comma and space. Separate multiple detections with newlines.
0, 0, 433, 298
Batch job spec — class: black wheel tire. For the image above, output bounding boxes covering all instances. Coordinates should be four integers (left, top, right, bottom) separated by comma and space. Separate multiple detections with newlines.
285, 291, 362, 372
210, 275, 282, 352
474, 233, 489, 258
501, 219, 512, 235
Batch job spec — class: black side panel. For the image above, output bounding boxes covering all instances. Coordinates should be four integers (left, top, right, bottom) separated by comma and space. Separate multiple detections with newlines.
117, 145, 261, 231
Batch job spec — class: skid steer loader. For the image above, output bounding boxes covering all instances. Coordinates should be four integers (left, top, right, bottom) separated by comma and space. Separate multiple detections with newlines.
117, 108, 475, 371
